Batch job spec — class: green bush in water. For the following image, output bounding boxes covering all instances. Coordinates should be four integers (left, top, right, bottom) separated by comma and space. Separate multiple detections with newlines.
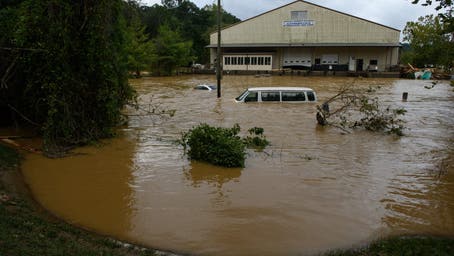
180, 124, 271, 167
180, 123, 246, 167
243, 127, 270, 150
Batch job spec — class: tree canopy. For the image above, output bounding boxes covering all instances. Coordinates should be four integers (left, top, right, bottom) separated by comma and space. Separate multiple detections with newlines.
1, 0, 135, 154
137, 0, 240, 68
406, 1, 454, 69
412, 0, 453, 32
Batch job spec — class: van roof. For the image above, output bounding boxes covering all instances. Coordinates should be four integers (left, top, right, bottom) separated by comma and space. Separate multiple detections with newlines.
247, 87, 314, 91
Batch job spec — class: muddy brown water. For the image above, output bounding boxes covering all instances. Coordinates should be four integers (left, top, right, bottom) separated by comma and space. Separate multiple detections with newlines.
21, 76, 454, 256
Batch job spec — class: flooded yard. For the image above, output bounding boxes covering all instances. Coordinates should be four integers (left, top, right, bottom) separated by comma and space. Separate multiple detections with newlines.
21, 75, 454, 256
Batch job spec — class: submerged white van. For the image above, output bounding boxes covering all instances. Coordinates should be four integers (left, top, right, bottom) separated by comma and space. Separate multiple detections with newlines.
235, 87, 317, 103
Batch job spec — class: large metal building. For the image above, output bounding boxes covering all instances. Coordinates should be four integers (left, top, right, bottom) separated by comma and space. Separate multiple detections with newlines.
209, 0, 400, 73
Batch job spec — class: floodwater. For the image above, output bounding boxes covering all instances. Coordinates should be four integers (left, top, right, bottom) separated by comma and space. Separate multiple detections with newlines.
21, 76, 454, 256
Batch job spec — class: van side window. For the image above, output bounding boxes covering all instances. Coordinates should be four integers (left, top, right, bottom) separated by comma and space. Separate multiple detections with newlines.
261, 92, 280, 101
244, 92, 258, 102
306, 91, 316, 101
282, 92, 306, 101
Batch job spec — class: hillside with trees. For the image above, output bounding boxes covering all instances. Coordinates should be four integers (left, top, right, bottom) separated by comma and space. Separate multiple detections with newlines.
127, 0, 240, 75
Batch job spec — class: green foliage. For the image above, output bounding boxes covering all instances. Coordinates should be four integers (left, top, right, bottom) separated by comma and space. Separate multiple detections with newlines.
123, 1, 156, 77
1, 1, 136, 154
180, 123, 246, 167
411, 0, 453, 32
317, 85, 406, 136
403, 15, 454, 69
151, 24, 193, 75
179, 124, 271, 167
243, 127, 270, 150
354, 97, 406, 136
138, 1, 240, 65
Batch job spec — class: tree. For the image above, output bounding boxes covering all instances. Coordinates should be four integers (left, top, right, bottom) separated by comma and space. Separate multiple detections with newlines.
138, 1, 240, 65
152, 25, 193, 75
1, 0, 135, 155
411, 0, 453, 33
403, 15, 454, 69
123, 1, 156, 76
316, 83, 406, 136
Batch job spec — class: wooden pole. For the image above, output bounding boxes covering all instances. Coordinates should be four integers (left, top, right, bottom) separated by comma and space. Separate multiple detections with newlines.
216, 0, 222, 98
402, 92, 408, 102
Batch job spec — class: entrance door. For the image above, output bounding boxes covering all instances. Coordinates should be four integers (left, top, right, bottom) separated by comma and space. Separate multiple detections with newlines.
356, 59, 363, 71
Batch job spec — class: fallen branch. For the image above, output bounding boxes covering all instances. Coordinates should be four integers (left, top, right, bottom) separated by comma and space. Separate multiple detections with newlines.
316, 81, 406, 136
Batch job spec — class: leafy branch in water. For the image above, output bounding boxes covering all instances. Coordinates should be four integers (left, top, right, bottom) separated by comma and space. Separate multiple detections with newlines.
316, 83, 406, 136
179, 124, 270, 167
243, 127, 270, 150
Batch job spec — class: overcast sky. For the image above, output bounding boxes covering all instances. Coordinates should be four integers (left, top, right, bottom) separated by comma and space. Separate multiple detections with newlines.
141, 0, 439, 32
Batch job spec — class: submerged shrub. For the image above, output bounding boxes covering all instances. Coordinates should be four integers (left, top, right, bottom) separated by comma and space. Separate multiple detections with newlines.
179, 124, 270, 167
180, 123, 246, 167
243, 127, 270, 150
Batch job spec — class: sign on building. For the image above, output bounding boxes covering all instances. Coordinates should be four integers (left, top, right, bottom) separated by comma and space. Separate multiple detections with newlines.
282, 20, 315, 27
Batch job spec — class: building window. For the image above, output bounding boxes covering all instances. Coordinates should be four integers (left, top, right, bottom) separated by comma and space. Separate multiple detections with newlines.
224, 57, 230, 65
251, 57, 257, 65
238, 57, 244, 65
291, 11, 307, 21
232, 57, 237, 65
370, 59, 378, 65
265, 57, 271, 65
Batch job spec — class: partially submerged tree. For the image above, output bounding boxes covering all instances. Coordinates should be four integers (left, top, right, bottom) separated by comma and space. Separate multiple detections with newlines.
316, 83, 406, 136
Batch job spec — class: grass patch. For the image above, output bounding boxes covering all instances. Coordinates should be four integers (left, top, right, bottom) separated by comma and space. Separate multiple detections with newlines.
0, 198, 159, 256
325, 236, 454, 256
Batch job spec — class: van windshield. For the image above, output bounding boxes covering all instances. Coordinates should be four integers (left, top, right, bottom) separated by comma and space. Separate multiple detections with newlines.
244, 92, 258, 102
235, 90, 249, 101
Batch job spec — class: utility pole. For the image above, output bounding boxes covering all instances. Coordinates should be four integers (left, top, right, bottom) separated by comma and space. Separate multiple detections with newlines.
216, 0, 222, 98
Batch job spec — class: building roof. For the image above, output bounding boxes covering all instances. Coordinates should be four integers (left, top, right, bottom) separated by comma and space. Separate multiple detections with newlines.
207, 42, 400, 48
212, 0, 400, 36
